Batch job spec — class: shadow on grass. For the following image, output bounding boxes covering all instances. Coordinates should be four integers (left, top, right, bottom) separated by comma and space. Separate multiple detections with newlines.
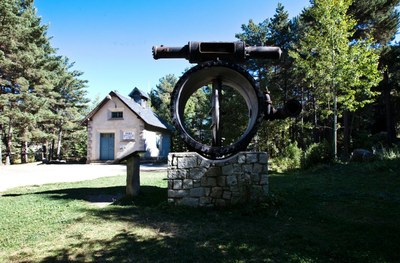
40, 196, 400, 263
39, 228, 255, 263
23, 159, 400, 262
2, 185, 167, 207
36, 185, 167, 207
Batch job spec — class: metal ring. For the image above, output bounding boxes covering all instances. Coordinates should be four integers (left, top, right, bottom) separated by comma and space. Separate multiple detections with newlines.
170, 60, 265, 159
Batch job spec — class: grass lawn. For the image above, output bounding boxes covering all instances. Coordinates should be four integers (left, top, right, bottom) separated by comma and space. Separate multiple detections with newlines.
1, 160, 399, 263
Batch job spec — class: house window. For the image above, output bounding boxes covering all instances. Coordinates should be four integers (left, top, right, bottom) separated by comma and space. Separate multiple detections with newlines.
111, 111, 123, 119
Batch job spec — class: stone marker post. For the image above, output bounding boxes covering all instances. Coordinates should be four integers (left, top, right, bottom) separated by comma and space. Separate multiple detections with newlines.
126, 153, 141, 197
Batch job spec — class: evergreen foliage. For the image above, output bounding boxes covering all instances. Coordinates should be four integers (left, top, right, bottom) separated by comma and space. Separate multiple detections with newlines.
149, 74, 187, 152
150, 0, 399, 169
290, 0, 382, 158
236, 4, 301, 158
0, 0, 88, 164
348, 0, 400, 45
347, 0, 400, 146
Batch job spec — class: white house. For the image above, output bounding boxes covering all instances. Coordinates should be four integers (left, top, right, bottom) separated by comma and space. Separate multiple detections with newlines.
82, 88, 171, 163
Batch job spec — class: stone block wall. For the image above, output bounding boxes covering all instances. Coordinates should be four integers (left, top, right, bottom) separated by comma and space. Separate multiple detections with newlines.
167, 152, 268, 207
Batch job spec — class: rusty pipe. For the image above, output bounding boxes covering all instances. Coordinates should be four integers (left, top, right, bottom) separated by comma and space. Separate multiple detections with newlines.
264, 99, 302, 121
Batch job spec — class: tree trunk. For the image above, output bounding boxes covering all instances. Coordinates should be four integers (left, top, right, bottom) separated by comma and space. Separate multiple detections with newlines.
21, 141, 28, 163
5, 121, 12, 165
0, 125, 3, 165
49, 139, 55, 161
42, 144, 47, 161
383, 69, 395, 145
313, 96, 319, 143
299, 86, 305, 149
343, 110, 351, 160
56, 128, 63, 160
333, 93, 338, 160
0, 131, 3, 166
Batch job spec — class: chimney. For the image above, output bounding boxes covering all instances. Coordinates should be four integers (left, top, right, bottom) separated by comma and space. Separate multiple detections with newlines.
129, 87, 149, 107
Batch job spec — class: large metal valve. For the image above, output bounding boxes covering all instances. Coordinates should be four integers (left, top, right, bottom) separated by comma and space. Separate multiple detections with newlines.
152, 41, 300, 159
170, 60, 265, 159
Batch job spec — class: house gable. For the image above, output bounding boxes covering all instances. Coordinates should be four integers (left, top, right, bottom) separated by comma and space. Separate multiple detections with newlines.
90, 97, 143, 128
84, 90, 171, 163
111, 91, 171, 132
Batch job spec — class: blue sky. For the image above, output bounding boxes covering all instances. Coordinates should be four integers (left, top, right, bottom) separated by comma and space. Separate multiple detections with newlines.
33, 0, 313, 101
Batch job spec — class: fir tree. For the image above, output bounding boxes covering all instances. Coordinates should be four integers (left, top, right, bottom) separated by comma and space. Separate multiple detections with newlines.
235, 4, 301, 156
349, 0, 400, 45
0, 0, 89, 164
349, 0, 400, 144
149, 74, 187, 152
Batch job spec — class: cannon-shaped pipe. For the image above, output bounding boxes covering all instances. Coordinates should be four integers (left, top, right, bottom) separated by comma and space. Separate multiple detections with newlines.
264, 99, 302, 121
153, 41, 281, 63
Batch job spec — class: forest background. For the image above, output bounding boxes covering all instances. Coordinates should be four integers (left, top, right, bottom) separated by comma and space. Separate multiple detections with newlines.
1, 0, 399, 168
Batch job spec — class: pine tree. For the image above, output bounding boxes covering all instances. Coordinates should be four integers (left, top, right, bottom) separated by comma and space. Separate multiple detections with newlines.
349, 0, 400, 45
149, 74, 188, 152
0, 0, 89, 164
0, 0, 45, 164
349, 0, 400, 145
235, 19, 270, 89
235, 4, 301, 156
149, 74, 177, 124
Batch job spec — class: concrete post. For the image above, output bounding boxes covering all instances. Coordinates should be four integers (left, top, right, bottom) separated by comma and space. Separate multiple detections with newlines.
126, 153, 140, 197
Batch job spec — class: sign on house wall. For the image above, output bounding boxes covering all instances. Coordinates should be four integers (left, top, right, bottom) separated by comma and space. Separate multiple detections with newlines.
122, 130, 135, 141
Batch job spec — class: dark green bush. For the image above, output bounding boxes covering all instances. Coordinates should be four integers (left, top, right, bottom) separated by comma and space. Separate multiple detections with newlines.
270, 142, 302, 172
376, 145, 400, 160
301, 140, 333, 169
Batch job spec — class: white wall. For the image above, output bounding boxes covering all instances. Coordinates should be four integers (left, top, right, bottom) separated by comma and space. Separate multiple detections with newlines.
87, 96, 170, 162
88, 98, 145, 162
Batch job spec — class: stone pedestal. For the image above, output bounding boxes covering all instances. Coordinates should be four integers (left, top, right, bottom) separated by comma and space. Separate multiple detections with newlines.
167, 152, 268, 207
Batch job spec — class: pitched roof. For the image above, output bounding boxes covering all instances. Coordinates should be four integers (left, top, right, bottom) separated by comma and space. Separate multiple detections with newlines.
82, 90, 171, 132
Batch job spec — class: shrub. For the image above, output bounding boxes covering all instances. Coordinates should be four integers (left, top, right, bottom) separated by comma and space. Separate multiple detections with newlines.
270, 142, 302, 172
375, 145, 400, 160
283, 142, 302, 168
301, 140, 333, 169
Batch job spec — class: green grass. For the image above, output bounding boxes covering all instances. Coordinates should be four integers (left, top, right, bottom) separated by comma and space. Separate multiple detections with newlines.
1, 160, 400, 262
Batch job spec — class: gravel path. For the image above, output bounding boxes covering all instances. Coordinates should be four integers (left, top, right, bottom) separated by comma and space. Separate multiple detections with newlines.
0, 162, 167, 193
